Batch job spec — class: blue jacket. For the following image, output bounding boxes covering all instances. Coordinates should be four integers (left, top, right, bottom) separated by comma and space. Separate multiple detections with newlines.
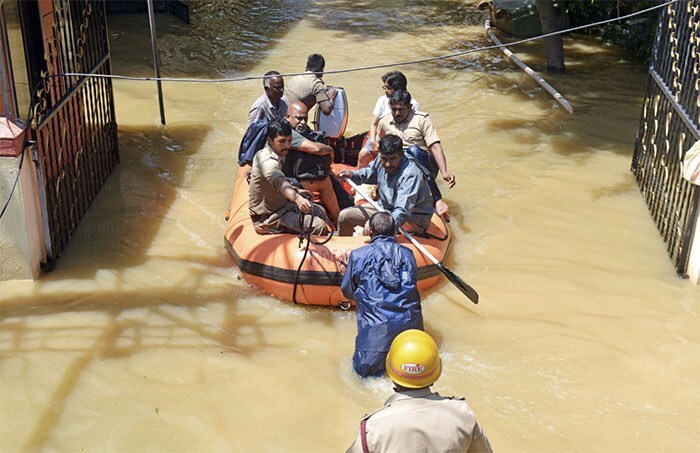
238, 118, 268, 166
341, 236, 423, 356
349, 157, 434, 232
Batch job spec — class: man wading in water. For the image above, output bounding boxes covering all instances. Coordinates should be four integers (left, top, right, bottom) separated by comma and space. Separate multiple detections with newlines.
340, 211, 423, 377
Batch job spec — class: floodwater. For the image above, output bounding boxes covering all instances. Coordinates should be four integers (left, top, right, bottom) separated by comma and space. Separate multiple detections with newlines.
1, 1, 699, 451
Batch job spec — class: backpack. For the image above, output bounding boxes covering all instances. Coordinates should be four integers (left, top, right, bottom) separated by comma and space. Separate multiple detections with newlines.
282, 129, 332, 180
238, 118, 269, 166
283, 150, 331, 180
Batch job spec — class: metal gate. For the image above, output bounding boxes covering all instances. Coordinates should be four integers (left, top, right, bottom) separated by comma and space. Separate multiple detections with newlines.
30, 0, 118, 268
632, 0, 700, 276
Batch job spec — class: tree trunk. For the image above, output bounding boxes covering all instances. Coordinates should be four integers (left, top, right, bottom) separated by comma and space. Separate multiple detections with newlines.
536, 0, 565, 73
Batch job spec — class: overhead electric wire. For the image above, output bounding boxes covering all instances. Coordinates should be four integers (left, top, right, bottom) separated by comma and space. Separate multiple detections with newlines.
61, 0, 678, 84
1, 0, 677, 219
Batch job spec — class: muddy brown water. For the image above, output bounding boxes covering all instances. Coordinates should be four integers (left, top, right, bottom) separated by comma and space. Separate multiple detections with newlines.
1, 2, 698, 451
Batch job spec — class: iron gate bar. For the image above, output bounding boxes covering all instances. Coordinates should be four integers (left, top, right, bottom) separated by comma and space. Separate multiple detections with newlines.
632, 0, 699, 276
29, 0, 118, 267
33, 54, 108, 127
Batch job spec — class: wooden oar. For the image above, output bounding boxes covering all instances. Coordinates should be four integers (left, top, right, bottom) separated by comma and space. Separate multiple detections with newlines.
344, 178, 479, 304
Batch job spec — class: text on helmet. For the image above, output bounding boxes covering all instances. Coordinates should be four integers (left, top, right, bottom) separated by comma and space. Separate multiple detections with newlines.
401, 363, 426, 375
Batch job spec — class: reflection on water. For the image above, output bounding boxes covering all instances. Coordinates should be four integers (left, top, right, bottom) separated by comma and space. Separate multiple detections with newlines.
109, 0, 489, 77
1, 1, 699, 452
305, 0, 484, 36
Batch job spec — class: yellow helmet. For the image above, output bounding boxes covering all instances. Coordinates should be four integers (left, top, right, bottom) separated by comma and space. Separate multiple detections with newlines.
386, 329, 442, 388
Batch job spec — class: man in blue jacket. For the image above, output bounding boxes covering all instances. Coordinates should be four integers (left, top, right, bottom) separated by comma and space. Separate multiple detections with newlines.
337, 134, 434, 237
340, 211, 423, 377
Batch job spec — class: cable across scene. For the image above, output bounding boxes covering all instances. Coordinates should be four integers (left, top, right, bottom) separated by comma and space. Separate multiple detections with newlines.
62, 0, 678, 84
0, 0, 678, 222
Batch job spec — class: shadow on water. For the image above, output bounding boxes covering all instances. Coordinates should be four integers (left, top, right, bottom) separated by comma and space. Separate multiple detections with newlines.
108, 0, 311, 77
304, 0, 484, 39
0, 284, 274, 356
0, 272, 343, 450
1, 284, 266, 451
424, 33, 647, 159
43, 123, 212, 278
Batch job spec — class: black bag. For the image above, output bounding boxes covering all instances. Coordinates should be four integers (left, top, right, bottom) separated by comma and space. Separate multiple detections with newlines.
283, 129, 332, 180
283, 150, 331, 180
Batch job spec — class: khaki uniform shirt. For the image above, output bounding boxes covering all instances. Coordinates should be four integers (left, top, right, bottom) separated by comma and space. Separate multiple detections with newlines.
347, 388, 492, 453
377, 110, 440, 151
248, 144, 290, 219
284, 72, 330, 108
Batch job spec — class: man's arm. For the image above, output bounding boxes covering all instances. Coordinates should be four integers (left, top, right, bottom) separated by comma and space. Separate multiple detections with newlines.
273, 176, 314, 213
313, 80, 337, 115
376, 115, 389, 142
247, 105, 262, 126
338, 159, 379, 185
368, 115, 381, 152
340, 254, 356, 300
422, 167, 450, 221
318, 99, 335, 115
297, 138, 334, 158
421, 114, 455, 187
318, 87, 337, 115
259, 156, 314, 211
428, 141, 455, 188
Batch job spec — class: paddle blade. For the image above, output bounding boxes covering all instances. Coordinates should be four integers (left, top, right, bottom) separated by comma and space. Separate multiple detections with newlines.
437, 263, 479, 304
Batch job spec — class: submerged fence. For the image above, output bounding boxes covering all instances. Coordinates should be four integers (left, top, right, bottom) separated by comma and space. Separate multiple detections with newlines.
30, 0, 118, 267
632, 0, 700, 276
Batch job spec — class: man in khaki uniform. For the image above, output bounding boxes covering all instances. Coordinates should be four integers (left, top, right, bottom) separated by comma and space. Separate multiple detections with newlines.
284, 102, 340, 224
347, 330, 492, 453
376, 89, 454, 221
284, 53, 337, 116
248, 118, 329, 235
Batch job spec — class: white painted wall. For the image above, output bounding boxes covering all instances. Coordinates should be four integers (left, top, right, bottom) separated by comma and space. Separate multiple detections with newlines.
687, 207, 700, 284
0, 147, 43, 280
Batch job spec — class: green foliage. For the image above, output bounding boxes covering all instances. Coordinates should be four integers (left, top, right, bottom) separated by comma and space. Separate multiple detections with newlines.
565, 0, 661, 63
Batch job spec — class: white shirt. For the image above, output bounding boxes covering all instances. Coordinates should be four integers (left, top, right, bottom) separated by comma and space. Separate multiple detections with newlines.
373, 96, 420, 118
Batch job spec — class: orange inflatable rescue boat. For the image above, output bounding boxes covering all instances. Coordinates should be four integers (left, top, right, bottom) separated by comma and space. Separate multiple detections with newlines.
224, 88, 452, 307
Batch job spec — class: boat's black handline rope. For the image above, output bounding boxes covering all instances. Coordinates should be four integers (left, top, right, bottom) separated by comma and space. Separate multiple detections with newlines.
292, 208, 334, 304
292, 216, 312, 305
57, 0, 676, 84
